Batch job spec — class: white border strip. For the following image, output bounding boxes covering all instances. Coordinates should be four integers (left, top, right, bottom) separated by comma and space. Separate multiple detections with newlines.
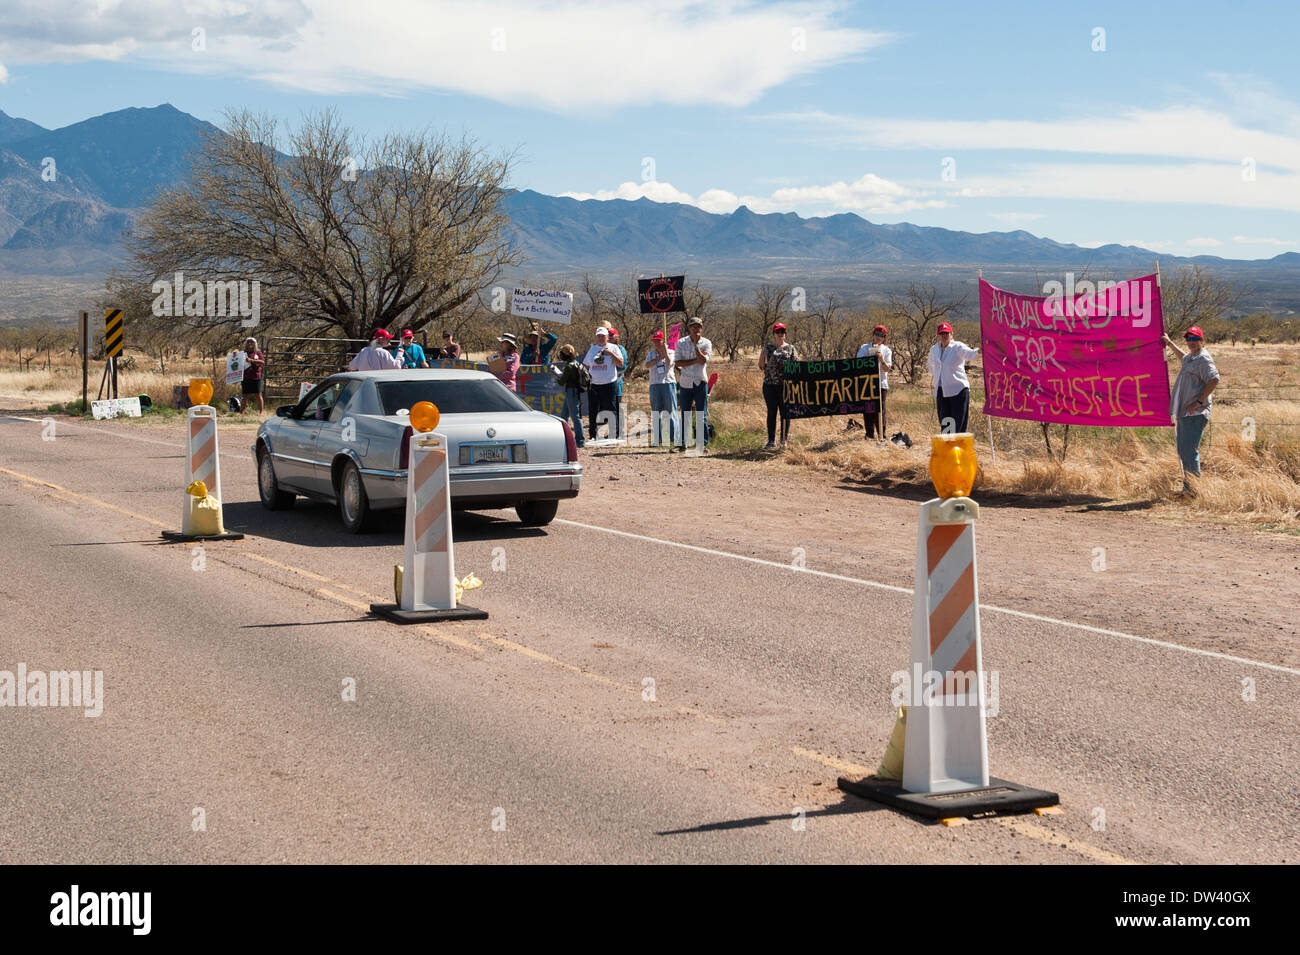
556, 519, 1300, 677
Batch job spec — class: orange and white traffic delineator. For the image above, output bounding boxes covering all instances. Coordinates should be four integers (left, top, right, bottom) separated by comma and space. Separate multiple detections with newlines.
838, 433, 1057, 820
370, 401, 487, 624
161, 379, 243, 542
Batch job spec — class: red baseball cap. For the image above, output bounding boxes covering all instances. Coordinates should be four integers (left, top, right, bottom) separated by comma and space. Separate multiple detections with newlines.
651, 330, 664, 341
401, 329, 414, 338
873, 325, 888, 337
607, 326, 619, 336
773, 322, 787, 332
937, 323, 953, 334
373, 329, 393, 339
1185, 326, 1204, 340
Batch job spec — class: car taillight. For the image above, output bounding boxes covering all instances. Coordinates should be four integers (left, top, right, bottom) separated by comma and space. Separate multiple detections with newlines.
561, 420, 578, 462
400, 425, 413, 469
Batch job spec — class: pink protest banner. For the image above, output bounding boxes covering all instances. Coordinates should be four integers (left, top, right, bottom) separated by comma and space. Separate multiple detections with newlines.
980, 274, 1172, 427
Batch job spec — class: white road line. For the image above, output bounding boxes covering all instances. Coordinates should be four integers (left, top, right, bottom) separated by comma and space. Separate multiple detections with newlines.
556, 518, 1300, 678
6, 415, 249, 459
9, 416, 1298, 678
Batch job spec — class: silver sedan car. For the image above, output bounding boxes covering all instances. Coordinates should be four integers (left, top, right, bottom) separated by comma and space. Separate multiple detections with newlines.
253, 368, 582, 532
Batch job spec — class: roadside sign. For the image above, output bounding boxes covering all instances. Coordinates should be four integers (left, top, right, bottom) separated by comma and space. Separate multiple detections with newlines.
91, 397, 142, 420
105, 309, 124, 358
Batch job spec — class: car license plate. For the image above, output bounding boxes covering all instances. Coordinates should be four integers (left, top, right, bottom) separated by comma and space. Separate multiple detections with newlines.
471, 445, 510, 463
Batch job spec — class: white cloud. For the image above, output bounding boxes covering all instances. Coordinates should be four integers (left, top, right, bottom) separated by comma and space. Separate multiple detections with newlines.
0, 1, 890, 111
561, 172, 945, 217
1232, 235, 1296, 245
0, 61, 7, 83
1185, 237, 1223, 247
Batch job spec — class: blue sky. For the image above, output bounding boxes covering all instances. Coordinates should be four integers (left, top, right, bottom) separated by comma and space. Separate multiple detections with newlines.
1, 0, 1297, 259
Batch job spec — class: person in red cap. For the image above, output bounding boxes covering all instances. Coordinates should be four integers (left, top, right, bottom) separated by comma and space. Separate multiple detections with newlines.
644, 329, 678, 446
1161, 325, 1220, 495
396, 329, 429, 368
856, 325, 893, 439
757, 321, 798, 449
928, 322, 979, 434
348, 329, 402, 371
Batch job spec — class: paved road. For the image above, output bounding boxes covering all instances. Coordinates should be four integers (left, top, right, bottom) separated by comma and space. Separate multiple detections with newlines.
1, 413, 1296, 863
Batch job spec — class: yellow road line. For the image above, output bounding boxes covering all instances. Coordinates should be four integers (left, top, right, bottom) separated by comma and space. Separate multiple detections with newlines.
473, 632, 634, 691
993, 817, 1138, 865
792, 746, 876, 778
0, 465, 169, 527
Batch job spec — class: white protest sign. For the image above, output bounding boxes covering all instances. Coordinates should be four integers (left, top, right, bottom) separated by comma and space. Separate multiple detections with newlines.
298, 382, 315, 401
91, 397, 142, 420
511, 288, 574, 323
225, 351, 247, 386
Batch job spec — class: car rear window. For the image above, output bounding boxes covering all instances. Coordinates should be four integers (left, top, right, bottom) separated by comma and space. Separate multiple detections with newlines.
376, 378, 533, 416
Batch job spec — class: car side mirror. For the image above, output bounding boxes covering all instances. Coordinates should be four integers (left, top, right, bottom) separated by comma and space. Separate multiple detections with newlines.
276, 405, 297, 418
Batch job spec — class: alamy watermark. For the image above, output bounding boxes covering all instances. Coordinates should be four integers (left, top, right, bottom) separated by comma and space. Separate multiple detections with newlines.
1, 663, 103, 717
152, 270, 261, 327
890, 664, 1000, 716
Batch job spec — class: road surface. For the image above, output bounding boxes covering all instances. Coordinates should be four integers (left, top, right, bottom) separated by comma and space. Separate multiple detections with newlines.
1, 412, 1296, 863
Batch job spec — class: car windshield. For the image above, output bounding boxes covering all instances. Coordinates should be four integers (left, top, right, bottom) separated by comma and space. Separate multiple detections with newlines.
376, 378, 532, 416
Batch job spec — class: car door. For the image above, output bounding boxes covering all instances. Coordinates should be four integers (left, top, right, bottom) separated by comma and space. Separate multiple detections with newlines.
275, 379, 346, 492
310, 379, 365, 494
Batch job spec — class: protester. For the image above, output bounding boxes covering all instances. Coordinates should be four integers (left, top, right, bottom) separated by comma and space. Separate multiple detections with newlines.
397, 329, 429, 368
521, 324, 557, 365
928, 322, 979, 434
645, 330, 679, 446
856, 325, 893, 439
609, 326, 629, 433
348, 329, 402, 371
493, 333, 521, 391
1162, 326, 1221, 496
674, 317, 712, 450
553, 343, 587, 448
582, 326, 623, 439
438, 331, 461, 360
757, 322, 797, 449
240, 336, 265, 415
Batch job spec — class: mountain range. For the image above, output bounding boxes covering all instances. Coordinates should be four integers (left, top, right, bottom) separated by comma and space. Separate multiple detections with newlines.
1, 104, 1298, 314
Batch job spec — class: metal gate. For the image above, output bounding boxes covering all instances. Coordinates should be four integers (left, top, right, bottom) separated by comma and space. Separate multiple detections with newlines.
263, 337, 368, 400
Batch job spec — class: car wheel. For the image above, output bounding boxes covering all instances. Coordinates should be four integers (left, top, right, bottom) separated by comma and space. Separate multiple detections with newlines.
257, 447, 295, 510
515, 499, 558, 526
338, 460, 374, 533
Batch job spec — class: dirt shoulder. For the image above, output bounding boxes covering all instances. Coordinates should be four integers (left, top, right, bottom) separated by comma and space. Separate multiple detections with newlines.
566, 444, 1300, 671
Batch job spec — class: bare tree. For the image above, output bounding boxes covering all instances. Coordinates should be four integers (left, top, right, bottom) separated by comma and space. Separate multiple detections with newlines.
1160, 265, 1241, 336
114, 109, 522, 344
887, 283, 968, 384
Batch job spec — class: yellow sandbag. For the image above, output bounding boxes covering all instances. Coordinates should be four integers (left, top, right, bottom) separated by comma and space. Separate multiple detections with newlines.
394, 564, 482, 603
183, 490, 225, 536
876, 706, 907, 780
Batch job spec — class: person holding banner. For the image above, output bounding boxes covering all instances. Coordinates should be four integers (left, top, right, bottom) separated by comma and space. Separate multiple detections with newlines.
645, 331, 678, 446
1163, 326, 1220, 496
609, 326, 629, 431
240, 337, 265, 414
397, 329, 429, 368
928, 323, 979, 434
492, 333, 522, 391
856, 325, 892, 439
554, 344, 587, 448
438, 331, 461, 360
757, 322, 797, 449
674, 317, 712, 450
583, 326, 623, 439
521, 324, 557, 365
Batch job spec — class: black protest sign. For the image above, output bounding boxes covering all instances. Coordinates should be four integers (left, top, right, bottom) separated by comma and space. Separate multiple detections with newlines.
781, 356, 880, 417
637, 276, 686, 314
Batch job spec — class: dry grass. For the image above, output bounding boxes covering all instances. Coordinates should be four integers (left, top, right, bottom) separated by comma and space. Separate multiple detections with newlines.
659, 342, 1300, 530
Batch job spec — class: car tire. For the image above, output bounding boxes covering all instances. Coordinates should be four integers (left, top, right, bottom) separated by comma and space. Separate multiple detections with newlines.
257, 447, 295, 510
338, 460, 375, 533
515, 499, 558, 526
